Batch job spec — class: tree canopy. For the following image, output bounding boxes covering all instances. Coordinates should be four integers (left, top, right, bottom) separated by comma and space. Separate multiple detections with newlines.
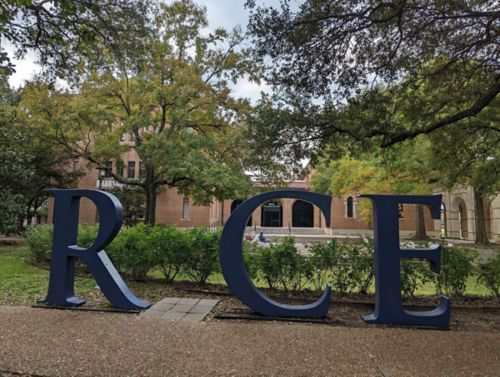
0, 74, 78, 233
1, 0, 150, 79
246, 0, 499, 147
19, 0, 260, 224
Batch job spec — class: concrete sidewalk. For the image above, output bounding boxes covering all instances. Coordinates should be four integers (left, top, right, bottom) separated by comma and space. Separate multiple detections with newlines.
0, 306, 498, 377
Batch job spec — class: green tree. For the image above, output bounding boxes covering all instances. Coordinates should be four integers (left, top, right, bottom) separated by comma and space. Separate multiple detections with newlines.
312, 145, 434, 239
246, 0, 499, 146
20, 0, 259, 225
0, 91, 30, 233
0, 0, 150, 79
0, 75, 78, 233
427, 105, 499, 243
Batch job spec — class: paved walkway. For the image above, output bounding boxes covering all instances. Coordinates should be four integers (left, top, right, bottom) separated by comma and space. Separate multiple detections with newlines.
0, 306, 498, 377
140, 297, 218, 321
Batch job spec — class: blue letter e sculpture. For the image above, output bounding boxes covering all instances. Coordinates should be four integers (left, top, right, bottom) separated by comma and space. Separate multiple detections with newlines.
39, 189, 150, 311
361, 194, 450, 329
220, 190, 332, 318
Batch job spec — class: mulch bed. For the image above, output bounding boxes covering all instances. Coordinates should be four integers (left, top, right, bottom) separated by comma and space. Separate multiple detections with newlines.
67, 279, 500, 332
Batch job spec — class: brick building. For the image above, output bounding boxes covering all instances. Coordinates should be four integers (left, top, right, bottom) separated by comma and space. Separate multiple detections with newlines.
434, 187, 500, 242
49, 150, 440, 238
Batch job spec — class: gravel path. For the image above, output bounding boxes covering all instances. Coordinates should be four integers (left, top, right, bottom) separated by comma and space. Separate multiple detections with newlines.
0, 306, 498, 377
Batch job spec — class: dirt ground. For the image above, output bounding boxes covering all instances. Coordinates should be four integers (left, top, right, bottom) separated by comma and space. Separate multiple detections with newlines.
0, 305, 499, 377
85, 281, 499, 333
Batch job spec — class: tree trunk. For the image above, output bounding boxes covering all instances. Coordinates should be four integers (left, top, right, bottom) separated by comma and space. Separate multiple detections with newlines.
144, 186, 157, 225
143, 166, 157, 225
474, 190, 489, 244
415, 204, 428, 240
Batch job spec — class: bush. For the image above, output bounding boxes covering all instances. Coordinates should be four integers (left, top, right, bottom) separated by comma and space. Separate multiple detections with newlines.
307, 239, 375, 295
150, 226, 190, 282
25, 225, 53, 263
243, 241, 260, 281
107, 223, 156, 282
352, 238, 375, 294
255, 236, 311, 291
307, 241, 337, 291
184, 228, 221, 284
330, 242, 362, 294
436, 246, 476, 296
477, 253, 500, 297
254, 246, 281, 289
77, 224, 99, 248
400, 259, 434, 298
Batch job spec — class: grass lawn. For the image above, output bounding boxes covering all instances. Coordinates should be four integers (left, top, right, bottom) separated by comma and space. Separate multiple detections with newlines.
0, 246, 97, 306
0, 246, 495, 307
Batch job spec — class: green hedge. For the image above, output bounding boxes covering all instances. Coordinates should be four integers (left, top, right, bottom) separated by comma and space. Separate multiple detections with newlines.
24, 224, 498, 297
24, 224, 220, 284
477, 252, 500, 297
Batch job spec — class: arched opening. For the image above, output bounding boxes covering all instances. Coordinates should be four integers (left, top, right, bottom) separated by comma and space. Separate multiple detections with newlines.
231, 199, 252, 226
440, 203, 447, 237
261, 200, 283, 227
456, 198, 468, 239
292, 200, 314, 227
182, 197, 189, 220
346, 196, 354, 218
484, 199, 492, 240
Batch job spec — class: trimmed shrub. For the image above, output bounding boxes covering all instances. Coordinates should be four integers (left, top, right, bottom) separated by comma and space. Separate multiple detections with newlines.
255, 236, 311, 291
77, 224, 99, 248
254, 245, 281, 289
400, 259, 434, 298
243, 241, 260, 281
436, 246, 476, 296
477, 253, 500, 297
352, 238, 375, 294
308, 240, 337, 291
25, 225, 53, 263
107, 223, 156, 282
330, 242, 362, 294
150, 226, 191, 282
184, 228, 221, 284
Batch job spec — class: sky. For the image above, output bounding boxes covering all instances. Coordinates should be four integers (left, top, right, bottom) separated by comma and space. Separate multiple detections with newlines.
6, 0, 290, 103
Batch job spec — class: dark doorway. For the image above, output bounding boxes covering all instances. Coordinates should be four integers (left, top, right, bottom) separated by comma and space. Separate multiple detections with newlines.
458, 200, 468, 239
292, 200, 314, 227
231, 200, 252, 226
261, 201, 283, 227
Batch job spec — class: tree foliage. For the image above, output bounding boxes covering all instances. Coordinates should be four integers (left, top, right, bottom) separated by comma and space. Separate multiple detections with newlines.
19, 0, 260, 224
246, 0, 499, 147
0, 75, 78, 233
0, 0, 150, 79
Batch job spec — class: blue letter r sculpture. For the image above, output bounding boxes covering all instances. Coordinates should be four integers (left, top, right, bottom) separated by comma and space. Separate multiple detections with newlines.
220, 190, 332, 318
39, 189, 150, 311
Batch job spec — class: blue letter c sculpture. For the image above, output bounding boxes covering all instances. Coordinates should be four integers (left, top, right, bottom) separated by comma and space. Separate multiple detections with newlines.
220, 190, 332, 318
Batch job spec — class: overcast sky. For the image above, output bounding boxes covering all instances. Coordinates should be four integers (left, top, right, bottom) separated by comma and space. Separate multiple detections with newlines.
6, 0, 292, 103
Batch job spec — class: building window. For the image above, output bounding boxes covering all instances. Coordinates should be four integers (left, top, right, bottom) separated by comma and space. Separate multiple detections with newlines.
182, 197, 190, 220
346, 196, 354, 218
116, 161, 124, 177
139, 161, 146, 178
103, 161, 113, 178
72, 159, 80, 172
398, 204, 404, 218
127, 161, 136, 179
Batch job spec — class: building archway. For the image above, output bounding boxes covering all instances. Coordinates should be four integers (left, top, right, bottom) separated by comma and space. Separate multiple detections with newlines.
231, 200, 252, 226
455, 198, 468, 239
346, 196, 354, 218
261, 200, 283, 227
484, 199, 492, 240
292, 200, 314, 227
441, 203, 447, 237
